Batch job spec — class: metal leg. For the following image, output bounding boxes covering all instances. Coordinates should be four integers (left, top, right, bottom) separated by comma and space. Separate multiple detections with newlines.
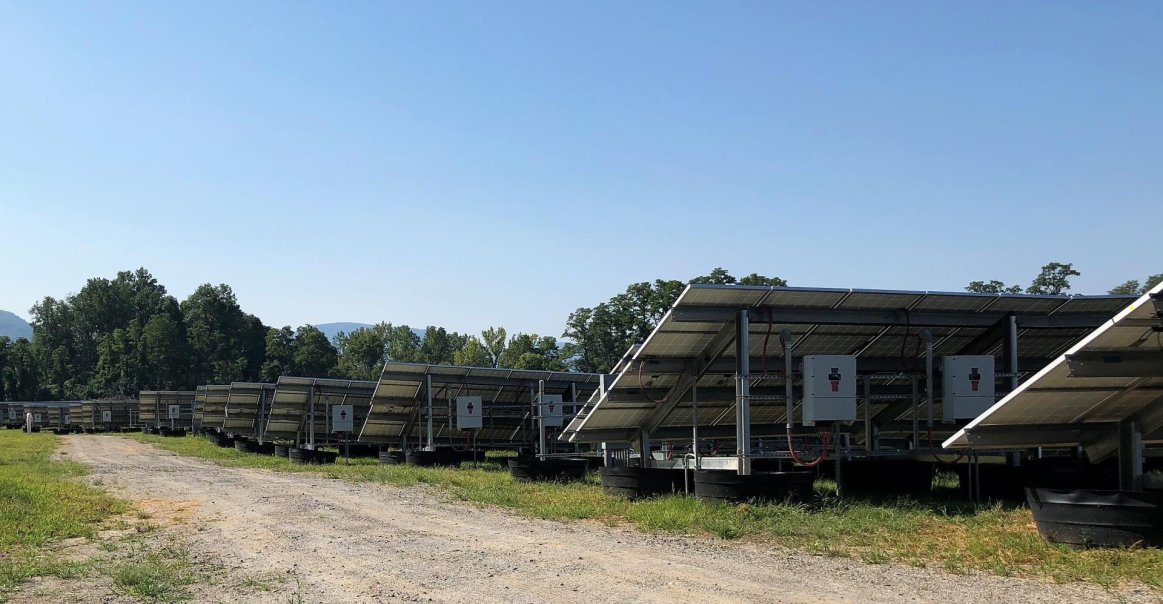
735, 310, 751, 475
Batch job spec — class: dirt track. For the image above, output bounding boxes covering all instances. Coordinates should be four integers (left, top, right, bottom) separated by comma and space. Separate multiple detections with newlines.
46, 436, 1155, 603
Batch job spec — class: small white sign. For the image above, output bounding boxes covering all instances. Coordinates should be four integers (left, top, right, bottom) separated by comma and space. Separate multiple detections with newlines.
168, 404, 181, 419
332, 404, 354, 432
33, 413, 43, 423
101, 410, 112, 423
63, 414, 71, 425
457, 396, 482, 430
541, 394, 563, 427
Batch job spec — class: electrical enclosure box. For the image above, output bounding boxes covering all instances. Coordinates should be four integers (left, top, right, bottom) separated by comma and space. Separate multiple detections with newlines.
33, 413, 43, 424
541, 394, 563, 427
101, 410, 112, 423
168, 404, 181, 420
801, 355, 857, 424
332, 404, 354, 432
942, 356, 996, 421
457, 396, 482, 430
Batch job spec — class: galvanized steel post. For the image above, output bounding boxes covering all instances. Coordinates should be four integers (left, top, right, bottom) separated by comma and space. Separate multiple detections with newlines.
425, 374, 434, 451
538, 379, 547, 461
735, 310, 751, 475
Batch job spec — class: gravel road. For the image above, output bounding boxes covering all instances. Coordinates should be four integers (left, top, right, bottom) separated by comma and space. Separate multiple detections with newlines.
52, 436, 1154, 604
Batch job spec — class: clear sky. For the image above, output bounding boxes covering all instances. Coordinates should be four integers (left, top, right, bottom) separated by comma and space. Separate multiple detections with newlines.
1, 2, 1160, 337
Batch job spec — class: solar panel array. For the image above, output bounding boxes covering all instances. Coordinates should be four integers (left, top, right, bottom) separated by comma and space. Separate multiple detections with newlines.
138, 390, 197, 428
192, 385, 207, 427
199, 385, 232, 429
359, 363, 602, 445
265, 377, 376, 443
946, 283, 1163, 453
222, 382, 276, 436
81, 398, 137, 429
9, 401, 79, 427
566, 285, 1134, 443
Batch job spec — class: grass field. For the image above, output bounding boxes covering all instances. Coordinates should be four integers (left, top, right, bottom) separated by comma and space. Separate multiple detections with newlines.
0, 430, 128, 596
128, 433, 1162, 590
0, 430, 198, 602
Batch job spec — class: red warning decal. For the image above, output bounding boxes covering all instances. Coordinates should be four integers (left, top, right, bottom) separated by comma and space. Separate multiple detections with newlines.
969, 367, 981, 392
467, 401, 474, 415
828, 368, 841, 392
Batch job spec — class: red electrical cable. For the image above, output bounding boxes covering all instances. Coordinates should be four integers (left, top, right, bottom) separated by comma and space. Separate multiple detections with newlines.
927, 427, 965, 464
638, 360, 669, 404
787, 426, 831, 468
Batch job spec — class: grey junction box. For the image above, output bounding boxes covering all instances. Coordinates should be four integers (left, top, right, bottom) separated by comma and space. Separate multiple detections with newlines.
942, 355, 995, 421
801, 355, 858, 424
457, 396, 482, 430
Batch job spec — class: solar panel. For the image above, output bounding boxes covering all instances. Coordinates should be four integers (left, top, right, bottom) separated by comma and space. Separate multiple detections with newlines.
80, 398, 137, 429
358, 362, 602, 445
565, 284, 1134, 444
199, 385, 232, 429
138, 391, 196, 428
222, 382, 276, 436
265, 377, 376, 444
192, 386, 207, 426
945, 282, 1163, 457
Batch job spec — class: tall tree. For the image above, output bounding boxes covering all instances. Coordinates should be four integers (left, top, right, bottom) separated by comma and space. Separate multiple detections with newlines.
1026, 262, 1080, 295
140, 302, 189, 390
181, 283, 263, 385
386, 325, 422, 363
1109, 274, 1163, 295
1, 337, 41, 401
480, 326, 508, 368
453, 336, 492, 367
562, 268, 785, 373
690, 267, 737, 285
418, 326, 463, 365
260, 326, 297, 382
497, 333, 564, 371
335, 323, 390, 380
965, 280, 1023, 294
292, 325, 338, 377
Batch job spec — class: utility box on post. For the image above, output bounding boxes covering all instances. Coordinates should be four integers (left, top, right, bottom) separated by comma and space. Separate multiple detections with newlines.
801, 355, 857, 425
942, 356, 996, 421
541, 395, 563, 427
457, 396, 482, 430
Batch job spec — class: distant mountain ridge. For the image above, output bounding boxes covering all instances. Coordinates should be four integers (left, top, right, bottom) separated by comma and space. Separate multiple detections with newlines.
313, 322, 426, 342
314, 322, 373, 341
0, 310, 33, 340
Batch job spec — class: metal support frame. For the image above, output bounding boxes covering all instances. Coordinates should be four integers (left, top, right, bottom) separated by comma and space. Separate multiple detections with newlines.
1007, 315, 1019, 392
639, 428, 652, 468
538, 380, 547, 461
691, 384, 700, 470
670, 306, 1116, 330
922, 329, 934, 433
781, 328, 794, 435
735, 309, 752, 475
863, 376, 875, 454
1118, 419, 1144, 491
910, 376, 919, 449
307, 385, 316, 449
257, 389, 266, 444
425, 374, 434, 451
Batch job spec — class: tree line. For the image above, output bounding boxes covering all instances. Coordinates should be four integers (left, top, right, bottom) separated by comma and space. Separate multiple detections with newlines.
0, 263, 1155, 401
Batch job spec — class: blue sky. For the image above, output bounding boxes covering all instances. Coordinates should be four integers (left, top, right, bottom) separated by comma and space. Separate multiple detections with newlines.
1, 2, 1160, 337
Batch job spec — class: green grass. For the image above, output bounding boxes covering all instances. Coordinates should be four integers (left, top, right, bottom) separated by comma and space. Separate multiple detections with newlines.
128, 433, 1163, 591
0, 430, 129, 598
110, 541, 196, 603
